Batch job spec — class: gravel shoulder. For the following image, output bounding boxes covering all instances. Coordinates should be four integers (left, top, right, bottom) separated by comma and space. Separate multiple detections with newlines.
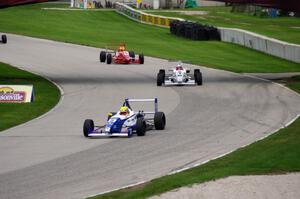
150, 173, 300, 199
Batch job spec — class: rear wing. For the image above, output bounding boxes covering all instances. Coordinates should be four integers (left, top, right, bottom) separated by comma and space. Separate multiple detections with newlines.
124, 98, 158, 114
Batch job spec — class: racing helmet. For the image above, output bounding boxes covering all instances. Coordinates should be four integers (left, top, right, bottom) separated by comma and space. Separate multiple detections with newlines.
118, 43, 126, 51
176, 63, 183, 70
120, 106, 129, 116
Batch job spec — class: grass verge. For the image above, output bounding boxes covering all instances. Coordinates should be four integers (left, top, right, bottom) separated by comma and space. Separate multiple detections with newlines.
282, 76, 300, 93
89, 77, 300, 199
147, 6, 300, 45
0, 3, 299, 73
0, 62, 60, 131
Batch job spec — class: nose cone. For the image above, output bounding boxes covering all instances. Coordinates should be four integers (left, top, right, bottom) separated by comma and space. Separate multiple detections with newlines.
178, 77, 184, 83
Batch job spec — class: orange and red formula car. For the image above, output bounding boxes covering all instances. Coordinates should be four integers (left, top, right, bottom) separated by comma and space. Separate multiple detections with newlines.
99, 43, 144, 65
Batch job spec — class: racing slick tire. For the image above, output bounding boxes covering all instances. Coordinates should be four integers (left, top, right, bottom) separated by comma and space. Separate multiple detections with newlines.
136, 118, 146, 136
154, 112, 166, 130
157, 71, 165, 86
159, 69, 165, 76
194, 69, 203, 85
83, 119, 94, 137
139, 54, 144, 64
129, 51, 135, 58
100, 51, 106, 62
106, 53, 112, 64
1, 34, 7, 44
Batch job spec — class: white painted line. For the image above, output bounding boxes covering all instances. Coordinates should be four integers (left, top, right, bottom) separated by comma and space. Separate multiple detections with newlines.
87, 180, 147, 198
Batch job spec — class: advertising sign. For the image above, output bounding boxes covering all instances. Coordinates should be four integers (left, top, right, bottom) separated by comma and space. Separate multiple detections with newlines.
0, 85, 34, 103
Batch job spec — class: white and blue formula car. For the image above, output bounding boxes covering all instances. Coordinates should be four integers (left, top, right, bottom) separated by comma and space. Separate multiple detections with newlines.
157, 62, 202, 86
83, 98, 166, 138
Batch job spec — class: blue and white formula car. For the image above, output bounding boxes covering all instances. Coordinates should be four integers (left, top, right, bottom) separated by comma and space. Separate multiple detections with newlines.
83, 98, 166, 138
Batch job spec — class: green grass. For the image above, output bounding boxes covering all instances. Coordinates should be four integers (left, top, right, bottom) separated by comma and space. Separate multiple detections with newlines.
0, 3, 299, 73
286, 76, 300, 93
0, 62, 60, 131
147, 6, 300, 44
89, 77, 300, 199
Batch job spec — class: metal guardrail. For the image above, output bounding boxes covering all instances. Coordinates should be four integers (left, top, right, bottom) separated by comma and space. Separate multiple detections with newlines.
115, 2, 184, 27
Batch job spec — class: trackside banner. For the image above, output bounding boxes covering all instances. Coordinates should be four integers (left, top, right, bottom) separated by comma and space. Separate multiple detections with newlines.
0, 85, 34, 103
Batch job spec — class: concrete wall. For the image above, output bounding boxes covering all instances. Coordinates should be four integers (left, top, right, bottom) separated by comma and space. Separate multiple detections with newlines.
146, 0, 225, 8
197, 0, 225, 7
220, 27, 300, 63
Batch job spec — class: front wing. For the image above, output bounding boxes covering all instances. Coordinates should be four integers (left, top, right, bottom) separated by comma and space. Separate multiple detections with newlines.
88, 126, 132, 137
114, 58, 141, 64
164, 79, 196, 86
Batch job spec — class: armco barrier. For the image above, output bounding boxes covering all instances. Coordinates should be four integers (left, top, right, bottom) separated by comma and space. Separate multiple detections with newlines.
115, 3, 300, 64
219, 28, 300, 64
115, 2, 183, 27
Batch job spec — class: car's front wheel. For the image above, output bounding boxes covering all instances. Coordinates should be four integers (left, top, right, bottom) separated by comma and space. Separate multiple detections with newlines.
194, 69, 203, 85
106, 53, 112, 64
136, 118, 146, 136
157, 71, 165, 86
1, 35, 7, 44
154, 112, 166, 130
83, 119, 94, 137
159, 69, 165, 76
100, 51, 106, 62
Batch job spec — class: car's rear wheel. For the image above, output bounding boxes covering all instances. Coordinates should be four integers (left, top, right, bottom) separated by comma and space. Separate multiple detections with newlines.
139, 54, 144, 64
154, 112, 166, 130
1, 35, 7, 44
106, 53, 112, 64
83, 119, 94, 137
136, 118, 146, 136
100, 51, 106, 62
157, 71, 165, 86
194, 69, 203, 85
129, 51, 135, 58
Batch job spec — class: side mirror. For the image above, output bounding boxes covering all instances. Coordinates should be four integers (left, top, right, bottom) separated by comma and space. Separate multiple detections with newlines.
186, 70, 190, 73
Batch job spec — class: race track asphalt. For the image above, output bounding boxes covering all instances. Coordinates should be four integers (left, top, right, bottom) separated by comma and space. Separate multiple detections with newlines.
0, 34, 300, 199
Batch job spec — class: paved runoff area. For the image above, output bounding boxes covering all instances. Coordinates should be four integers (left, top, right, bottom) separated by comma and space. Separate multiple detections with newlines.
0, 34, 300, 199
